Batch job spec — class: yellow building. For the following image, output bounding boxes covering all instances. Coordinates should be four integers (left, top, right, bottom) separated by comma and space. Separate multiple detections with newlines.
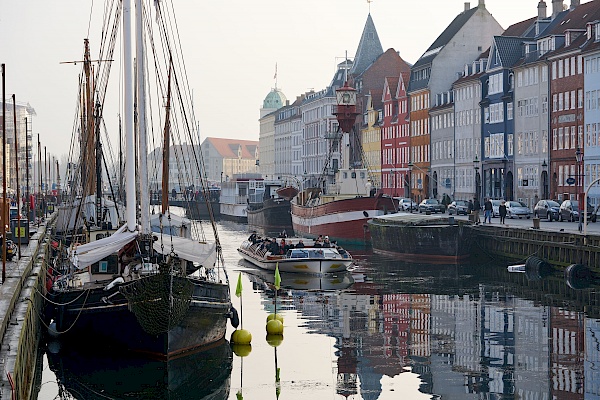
361, 90, 382, 189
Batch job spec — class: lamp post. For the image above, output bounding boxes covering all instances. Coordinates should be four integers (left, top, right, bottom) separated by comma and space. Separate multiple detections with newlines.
541, 159, 548, 199
408, 162, 414, 212
473, 155, 480, 204
576, 147, 583, 232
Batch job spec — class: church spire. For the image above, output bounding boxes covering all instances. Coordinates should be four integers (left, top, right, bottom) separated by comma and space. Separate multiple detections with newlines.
350, 13, 384, 76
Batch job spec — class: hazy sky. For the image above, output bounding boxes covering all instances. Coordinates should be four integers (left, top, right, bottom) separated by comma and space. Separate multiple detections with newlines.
1, 0, 551, 160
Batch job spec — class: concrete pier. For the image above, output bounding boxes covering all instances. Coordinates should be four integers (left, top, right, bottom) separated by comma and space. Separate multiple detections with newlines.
0, 221, 49, 400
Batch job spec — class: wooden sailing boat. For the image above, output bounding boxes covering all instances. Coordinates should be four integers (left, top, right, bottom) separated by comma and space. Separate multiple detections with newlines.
45, 0, 234, 358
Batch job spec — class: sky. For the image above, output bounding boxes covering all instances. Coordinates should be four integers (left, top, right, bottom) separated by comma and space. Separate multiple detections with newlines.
0, 0, 553, 160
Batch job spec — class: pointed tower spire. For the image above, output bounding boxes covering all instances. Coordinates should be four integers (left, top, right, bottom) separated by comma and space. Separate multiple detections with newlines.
350, 14, 384, 76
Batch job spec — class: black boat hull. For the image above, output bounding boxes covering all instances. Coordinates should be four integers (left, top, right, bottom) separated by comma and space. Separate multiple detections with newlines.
47, 276, 231, 358
247, 198, 293, 236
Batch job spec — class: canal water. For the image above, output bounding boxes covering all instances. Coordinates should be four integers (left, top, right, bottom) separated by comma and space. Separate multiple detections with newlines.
33, 220, 600, 399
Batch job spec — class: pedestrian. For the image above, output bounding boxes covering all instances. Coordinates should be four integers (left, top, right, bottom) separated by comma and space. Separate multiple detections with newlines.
484, 197, 493, 224
473, 197, 481, 224
499, 200, 507, 224
468, 199, 474, 214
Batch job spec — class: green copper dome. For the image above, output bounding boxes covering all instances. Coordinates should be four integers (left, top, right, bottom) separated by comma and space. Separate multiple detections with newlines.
262, 89, 287, 109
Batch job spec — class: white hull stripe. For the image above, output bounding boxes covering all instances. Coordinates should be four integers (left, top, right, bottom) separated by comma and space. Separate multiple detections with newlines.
292, 209, 385, 227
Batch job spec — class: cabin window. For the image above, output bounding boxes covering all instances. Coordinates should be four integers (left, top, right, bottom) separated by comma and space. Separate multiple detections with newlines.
99, 261, 108, 273
351, 172, 357, 179
343, 172, 348, 179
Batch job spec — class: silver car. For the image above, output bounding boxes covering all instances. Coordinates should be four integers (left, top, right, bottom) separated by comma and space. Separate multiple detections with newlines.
506, 201, 531, 219
397, 198, 417, 211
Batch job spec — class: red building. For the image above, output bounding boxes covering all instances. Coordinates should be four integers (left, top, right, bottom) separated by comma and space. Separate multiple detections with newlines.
381, 72, 411, 197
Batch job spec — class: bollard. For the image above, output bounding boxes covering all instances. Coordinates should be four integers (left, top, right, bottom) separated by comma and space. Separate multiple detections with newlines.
532, 217, 540, 229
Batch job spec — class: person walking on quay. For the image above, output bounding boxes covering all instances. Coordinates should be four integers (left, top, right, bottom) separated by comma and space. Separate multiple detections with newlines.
473, 197, 481, 224
499, 200, 507, 224
483, 198, 493, 224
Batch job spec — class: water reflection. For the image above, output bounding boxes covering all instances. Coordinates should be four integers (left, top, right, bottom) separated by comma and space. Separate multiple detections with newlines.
45, 339, 232, 399
244, 249, 600, 399
35, 222, 600, 399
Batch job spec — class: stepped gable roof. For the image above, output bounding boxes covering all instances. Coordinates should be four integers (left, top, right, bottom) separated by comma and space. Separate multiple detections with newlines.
350, 14, 384, 76
205, 137, 258, 159
412, 6, 479, 70
383, 76, 400, 102
493, 36, 526, 67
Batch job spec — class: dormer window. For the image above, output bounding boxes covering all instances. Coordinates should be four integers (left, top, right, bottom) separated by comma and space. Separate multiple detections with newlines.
596, 22, 600, 42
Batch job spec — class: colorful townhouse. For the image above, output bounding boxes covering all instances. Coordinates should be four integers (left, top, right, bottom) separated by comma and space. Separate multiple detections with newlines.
408, 0, 502, 203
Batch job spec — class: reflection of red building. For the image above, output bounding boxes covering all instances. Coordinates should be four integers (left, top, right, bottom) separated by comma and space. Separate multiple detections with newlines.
382, 293, 411, 364
336, 338, 358, 398
381, 73, 411, 197
551, 307, 584, 399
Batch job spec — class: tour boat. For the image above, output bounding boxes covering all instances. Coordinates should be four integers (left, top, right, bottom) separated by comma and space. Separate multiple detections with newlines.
237, 238, 352, 274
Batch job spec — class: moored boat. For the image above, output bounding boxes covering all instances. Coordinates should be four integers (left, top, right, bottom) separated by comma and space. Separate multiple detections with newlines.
291, 192, 397, 246
237, 238, 352, 274
44, 0, 234, 359
368, 213, 473, 263
247, 182, 296, 236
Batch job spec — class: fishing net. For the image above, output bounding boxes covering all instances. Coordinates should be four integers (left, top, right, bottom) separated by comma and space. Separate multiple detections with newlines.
119, 261, 194, 336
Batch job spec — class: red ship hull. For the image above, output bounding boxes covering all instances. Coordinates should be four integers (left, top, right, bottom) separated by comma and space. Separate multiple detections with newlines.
291, 194, 397, 246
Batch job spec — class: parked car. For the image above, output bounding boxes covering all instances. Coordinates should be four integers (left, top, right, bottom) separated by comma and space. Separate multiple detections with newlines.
559, 200, 597, 222
506, 201, 531, 219
418, 198, 445, 214
447, 200, 469, 215
534, 200, 561, 221
396, 197, 417, 212
491, 199, 503, 217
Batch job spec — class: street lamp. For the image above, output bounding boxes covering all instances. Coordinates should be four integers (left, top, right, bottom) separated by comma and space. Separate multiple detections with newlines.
541, 159, 548, 199
473, 154, 480, 204
576, 147, 583, 232
408, 161, 414, 213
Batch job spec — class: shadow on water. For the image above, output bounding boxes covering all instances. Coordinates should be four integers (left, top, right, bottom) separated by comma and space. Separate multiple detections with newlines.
43, 338, 232, 399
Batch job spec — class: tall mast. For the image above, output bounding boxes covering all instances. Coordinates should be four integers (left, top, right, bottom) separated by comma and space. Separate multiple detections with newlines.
161, 62, 172, 214
136, 0, 149, 233
2, 64, 6, 283
12, 94, 21, 258
123, 0, 137, 232
83, 39, 96, 199
25, 117, 30, 221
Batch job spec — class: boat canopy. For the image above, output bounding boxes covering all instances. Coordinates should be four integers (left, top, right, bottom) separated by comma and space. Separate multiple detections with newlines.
149, 213, 192, 239
153, 236, 217, 268
71, 225, 137, 269
56, 195, 123, 233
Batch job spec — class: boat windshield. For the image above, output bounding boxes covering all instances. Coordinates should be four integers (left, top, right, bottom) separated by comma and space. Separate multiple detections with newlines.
288, 248, 340, 259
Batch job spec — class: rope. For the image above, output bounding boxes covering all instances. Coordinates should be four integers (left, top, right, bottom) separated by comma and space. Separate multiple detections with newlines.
27, 288, 92, 335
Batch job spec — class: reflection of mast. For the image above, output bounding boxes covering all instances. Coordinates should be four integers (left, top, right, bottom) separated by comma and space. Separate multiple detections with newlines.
336, 337, 358, 398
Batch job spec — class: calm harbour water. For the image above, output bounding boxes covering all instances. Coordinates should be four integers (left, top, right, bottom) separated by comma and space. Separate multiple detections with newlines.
34, 220, 600, 400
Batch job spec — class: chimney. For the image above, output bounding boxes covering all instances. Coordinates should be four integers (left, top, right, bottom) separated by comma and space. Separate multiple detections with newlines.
478, 0, 485, 7
464, 2, 470, 12
538, 1, 547, 19
570, 0, 580, 9
552, 0, 564, 18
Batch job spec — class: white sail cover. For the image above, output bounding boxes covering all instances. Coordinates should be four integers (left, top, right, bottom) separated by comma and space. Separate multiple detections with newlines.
56, 195, 123, 233
153, 236, 217, 268
71, 225, 138, 270
149, 213, 192, 239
